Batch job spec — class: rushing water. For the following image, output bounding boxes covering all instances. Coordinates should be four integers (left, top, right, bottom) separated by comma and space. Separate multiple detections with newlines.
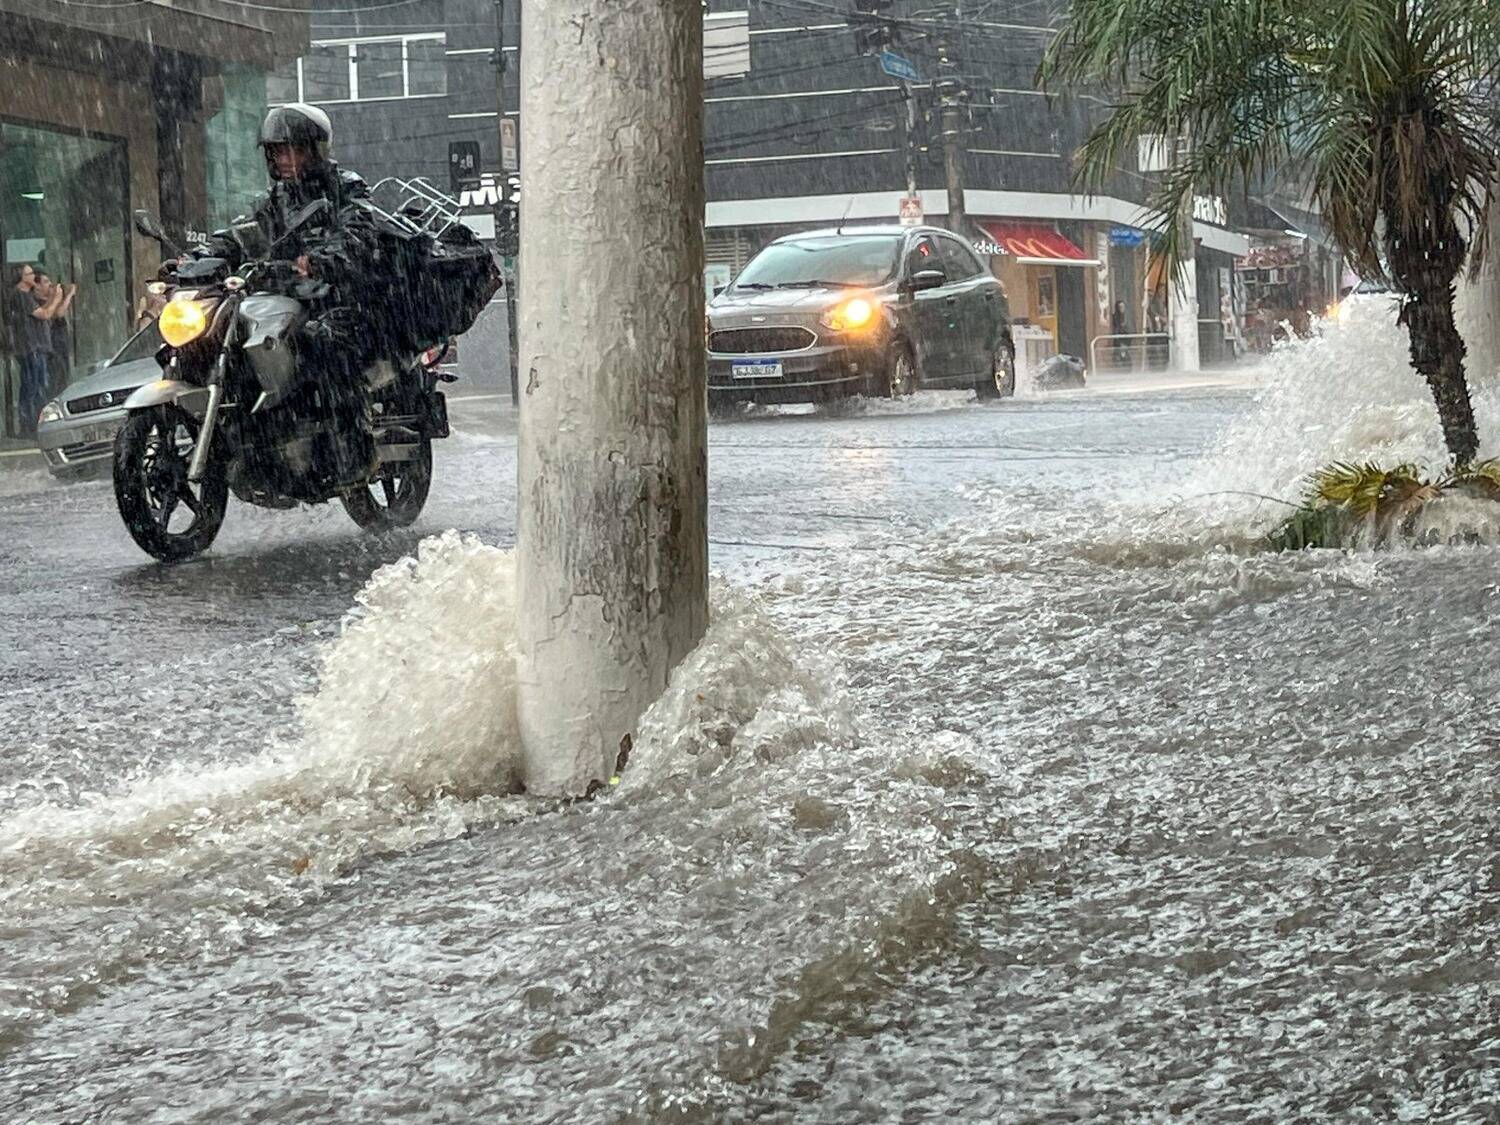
3, 308, 1499, 1120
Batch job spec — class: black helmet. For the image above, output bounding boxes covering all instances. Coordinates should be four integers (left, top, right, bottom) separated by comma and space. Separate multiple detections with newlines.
259, 103, 333, 175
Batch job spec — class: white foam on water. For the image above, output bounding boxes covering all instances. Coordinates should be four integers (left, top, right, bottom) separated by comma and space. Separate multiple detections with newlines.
1189, 303, 1500, 525
0, 465, 62, 499
0, 531, 973, 1095
0, 531, 528, 1037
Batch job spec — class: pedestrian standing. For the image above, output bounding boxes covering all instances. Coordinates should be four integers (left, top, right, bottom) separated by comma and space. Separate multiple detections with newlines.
33, 271, 76, 398
1110, 299, 1129, 366
135, 288, 166, 329
6, 263, 62, 438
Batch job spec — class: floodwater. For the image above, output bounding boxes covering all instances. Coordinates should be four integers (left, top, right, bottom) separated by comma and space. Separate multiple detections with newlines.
2, 305, 1498, 1121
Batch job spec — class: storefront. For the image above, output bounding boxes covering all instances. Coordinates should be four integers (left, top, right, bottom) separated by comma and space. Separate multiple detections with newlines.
970, 221, 1103, 371
0, 0, 306, 438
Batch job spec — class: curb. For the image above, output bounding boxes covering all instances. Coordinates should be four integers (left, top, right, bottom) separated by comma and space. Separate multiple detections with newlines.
0, 447, 45, 469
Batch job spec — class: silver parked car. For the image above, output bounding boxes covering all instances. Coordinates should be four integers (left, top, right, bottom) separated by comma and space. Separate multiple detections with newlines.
36, 323, 163, 478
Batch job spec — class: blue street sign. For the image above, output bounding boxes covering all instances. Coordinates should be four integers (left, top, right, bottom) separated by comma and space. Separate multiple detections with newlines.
1109, 225, 1147, 247
880, 50, 919, 82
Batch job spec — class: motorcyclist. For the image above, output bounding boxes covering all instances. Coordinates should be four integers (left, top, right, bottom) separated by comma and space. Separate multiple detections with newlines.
197, 103, 383, 479
195, 104, 379, 299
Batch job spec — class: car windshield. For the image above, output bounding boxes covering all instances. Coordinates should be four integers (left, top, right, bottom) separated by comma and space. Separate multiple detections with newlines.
734, 235, 901, 290
111, 322, 164, 365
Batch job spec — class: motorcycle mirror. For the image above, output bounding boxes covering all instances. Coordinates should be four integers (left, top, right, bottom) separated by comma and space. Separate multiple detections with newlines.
133, 210, 183, 258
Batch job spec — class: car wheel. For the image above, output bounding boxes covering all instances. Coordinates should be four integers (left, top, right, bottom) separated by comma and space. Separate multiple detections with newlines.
976, 340, 1016, 400
886, 344, 918, 398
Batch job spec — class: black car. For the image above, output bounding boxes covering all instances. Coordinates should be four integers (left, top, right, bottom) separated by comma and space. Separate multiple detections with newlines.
707, 224, 1015, 409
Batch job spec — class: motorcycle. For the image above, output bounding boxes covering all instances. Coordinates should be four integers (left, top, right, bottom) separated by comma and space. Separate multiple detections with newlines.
116, 203, 454, 562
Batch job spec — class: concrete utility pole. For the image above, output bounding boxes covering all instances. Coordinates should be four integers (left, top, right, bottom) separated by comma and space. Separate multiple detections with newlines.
492, 0, 521, 404
1170, 184, 1202, 373
936, 51, 968, 237
900, 84, 919, 198
1455, 197, 1500, 383
515, 0, 709, 795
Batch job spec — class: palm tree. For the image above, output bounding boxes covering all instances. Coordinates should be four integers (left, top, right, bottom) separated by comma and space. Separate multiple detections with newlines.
1041, 0, 1500, 466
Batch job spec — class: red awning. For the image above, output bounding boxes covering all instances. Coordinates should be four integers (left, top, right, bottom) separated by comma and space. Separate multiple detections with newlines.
979, 222, 1101, 267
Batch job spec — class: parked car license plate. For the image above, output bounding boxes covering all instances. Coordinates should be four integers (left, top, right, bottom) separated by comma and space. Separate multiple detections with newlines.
731, 359, 783, 380
81, 423, 119, 445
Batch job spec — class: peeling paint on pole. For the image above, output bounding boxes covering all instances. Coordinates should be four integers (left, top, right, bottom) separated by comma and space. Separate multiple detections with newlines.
515, 0, 708, 795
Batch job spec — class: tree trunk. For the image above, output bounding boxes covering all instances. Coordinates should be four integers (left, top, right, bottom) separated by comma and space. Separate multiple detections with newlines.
1403, 281, 1480, 467
515, 0, 709, 795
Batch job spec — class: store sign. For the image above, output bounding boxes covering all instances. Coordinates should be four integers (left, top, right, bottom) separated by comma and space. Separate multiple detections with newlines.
1193, 195, 1228, 226
459, 177, 505, 209
972, 240, 1006, 257
1109, 225, 1147, 247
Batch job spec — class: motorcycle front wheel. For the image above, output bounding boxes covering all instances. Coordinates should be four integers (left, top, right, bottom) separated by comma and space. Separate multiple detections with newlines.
113, 406, 229, 563
341, 437, 432, 531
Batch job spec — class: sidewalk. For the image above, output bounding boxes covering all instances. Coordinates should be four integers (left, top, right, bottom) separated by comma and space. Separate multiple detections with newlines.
1081, 366, 1266, 396
0, 433, 43, 469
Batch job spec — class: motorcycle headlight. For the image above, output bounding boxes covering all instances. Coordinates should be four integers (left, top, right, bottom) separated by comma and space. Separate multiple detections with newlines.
821, 296, 878, 333
159, 296, 213, 347
38, 399, 64, 425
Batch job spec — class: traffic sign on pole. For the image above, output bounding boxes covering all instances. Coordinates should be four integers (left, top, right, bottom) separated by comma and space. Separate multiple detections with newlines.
880, 50, 919, 82
500, 117, 520, 173
899, 195, 923, 226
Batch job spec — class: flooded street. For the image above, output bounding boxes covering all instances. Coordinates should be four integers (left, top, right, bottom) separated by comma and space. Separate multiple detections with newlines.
2, 330, 1498, 1121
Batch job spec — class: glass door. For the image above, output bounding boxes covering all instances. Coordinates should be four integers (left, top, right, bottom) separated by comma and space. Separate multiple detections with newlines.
1, 120, 131, 431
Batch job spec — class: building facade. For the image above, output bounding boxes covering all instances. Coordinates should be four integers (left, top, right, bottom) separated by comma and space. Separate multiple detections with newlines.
0, 0, 306, 437
284, 0, 1250, 375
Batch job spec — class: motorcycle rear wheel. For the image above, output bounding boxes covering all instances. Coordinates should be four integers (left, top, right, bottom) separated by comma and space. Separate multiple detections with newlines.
113, 406, 229, 563
341, 437, 432, 531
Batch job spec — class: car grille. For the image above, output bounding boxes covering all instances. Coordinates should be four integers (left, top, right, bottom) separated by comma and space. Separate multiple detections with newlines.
709, 327, 816, 354
67, 386, 140, 415
58, 439, 114, 462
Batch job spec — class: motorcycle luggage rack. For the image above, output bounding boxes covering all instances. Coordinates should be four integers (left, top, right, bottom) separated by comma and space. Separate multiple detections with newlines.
369, 176, 467, 239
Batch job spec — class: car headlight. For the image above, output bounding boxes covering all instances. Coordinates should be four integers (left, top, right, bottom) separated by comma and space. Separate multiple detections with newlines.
38, 399, 64, 425
821, 296, 878, 333
158, 296, 213, 347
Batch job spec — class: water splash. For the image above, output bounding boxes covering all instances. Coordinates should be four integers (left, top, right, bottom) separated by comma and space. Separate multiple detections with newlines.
1192, 303, 1500, 521
0, 530, 973, 1109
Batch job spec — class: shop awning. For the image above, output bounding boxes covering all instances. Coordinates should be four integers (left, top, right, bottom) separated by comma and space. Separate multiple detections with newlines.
978, 222, 1101, 267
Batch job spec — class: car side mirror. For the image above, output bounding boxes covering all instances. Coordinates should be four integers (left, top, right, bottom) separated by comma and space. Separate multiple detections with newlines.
908, 269, 946, 292
712, 285, 727, 298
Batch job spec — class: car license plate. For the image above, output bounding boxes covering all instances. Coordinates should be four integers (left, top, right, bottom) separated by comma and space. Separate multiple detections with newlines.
81, 423, 118, 445
731, 359, 782, 380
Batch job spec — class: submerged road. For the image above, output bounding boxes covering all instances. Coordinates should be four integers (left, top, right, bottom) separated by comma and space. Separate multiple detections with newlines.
3, 369, 1496, 1122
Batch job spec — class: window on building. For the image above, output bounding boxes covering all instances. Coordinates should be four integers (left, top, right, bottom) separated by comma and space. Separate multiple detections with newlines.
267, 58, 300, 105
354, 42, 404, 100
268, 34, 447, 105
407, 38, 447, 97
302, 43, 352, 102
